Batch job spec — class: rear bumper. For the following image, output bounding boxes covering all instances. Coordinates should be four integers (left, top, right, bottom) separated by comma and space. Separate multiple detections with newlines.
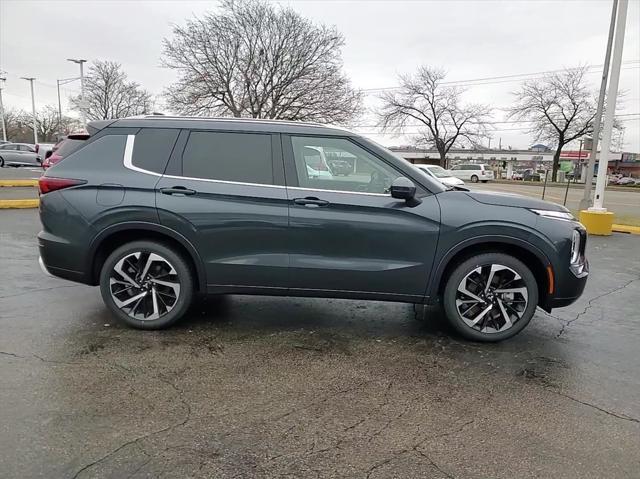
38, 232, 92, 285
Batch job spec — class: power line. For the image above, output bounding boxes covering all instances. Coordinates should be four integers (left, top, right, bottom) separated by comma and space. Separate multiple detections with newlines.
361, 61, 640, 92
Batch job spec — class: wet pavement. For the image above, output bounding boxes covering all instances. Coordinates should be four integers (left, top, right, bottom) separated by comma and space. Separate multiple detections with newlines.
1, 209, 639, 478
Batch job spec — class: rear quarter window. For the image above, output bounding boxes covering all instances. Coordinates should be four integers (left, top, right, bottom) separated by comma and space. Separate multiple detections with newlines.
132, 128, 180, 174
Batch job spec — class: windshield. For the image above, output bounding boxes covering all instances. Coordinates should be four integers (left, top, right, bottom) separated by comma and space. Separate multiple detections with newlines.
424, 166, 451, 178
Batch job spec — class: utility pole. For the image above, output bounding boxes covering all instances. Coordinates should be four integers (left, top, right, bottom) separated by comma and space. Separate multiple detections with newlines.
67, 59, 87, 126
57, 79, 63, 132
0, 76, 7, 142
590, 0, 628, 212
579, 0, 618, 211
21, 77, 38, 144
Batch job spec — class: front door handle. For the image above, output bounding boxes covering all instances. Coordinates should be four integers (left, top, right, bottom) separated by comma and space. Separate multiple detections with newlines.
160, 186, 197, 196
293, 197, 330, 207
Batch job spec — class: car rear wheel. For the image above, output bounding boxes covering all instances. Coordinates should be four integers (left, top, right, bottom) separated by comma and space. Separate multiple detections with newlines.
470, 175, 479, 183
0, 157, 4, 167
99, 241, 194, 330
442, 253, 538, 342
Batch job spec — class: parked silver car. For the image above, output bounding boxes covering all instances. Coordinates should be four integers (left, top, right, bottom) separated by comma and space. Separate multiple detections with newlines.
0, 143, 42, 167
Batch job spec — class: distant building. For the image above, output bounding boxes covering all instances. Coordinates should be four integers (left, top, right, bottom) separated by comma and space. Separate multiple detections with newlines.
389, 146, 638, 179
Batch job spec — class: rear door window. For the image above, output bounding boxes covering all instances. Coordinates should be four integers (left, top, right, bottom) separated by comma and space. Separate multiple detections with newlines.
132, 128, 180, 174
181, 131, 273, 185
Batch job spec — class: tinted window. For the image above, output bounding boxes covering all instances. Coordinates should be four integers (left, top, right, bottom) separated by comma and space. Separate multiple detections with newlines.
182, 131, 272, 184
19, 145, 35, 152
63, 134, 126, 165
291, 136, 401, 194
1, 145, 18, 151
132, 128, 180, 174
56, 138, 88, 158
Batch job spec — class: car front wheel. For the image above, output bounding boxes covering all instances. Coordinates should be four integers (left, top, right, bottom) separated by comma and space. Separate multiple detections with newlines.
442, 253, 538, 342
470, 175, 479, 183
99, 241, 194, 329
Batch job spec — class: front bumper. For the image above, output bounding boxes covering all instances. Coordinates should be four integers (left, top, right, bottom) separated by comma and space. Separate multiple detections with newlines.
547, 258, 589, 309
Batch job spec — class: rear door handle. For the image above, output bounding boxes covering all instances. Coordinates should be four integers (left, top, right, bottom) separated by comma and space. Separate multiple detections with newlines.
293, 197, 330, 207
160, 186, 196, 196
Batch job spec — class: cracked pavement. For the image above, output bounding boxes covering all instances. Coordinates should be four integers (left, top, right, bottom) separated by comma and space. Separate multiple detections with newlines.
1, 209, 639, 478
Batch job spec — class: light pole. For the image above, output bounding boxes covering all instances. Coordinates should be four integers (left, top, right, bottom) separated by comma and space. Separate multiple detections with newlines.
590, 0, 627, 212
579, 0, 618, 211
0, 76, 7, 142
67, 58, 87, 126
56, 76, 80, 133
21, 77, 38, 144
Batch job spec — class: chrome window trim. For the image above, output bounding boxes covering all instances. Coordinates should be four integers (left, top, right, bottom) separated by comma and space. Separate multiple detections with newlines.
162, 173, 286, 189
123, 133, 284, 189
288, 186, 389, 197
123, 134, 161, 177
123, 133, 389, 197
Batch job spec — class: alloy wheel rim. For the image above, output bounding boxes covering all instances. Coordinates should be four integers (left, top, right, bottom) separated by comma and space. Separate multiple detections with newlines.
109, 251, 181, 321
455, 264, 528, 333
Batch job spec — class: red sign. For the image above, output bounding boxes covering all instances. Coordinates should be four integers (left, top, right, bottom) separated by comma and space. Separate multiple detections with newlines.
560, 150, 589, 159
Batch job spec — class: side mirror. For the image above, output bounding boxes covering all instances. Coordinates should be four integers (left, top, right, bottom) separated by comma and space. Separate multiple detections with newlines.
390, 176, 416, 201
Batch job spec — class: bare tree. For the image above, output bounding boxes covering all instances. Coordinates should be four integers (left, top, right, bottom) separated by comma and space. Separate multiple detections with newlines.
2, 107, 81, 143
162, 0, 361, 123
507, 66, 600, 182
31, 106, 83, 142
71, 60, 153, 121
379, 67, 492, 167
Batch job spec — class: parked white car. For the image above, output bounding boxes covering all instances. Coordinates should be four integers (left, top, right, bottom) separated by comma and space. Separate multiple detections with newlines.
302, 146, 333, 179
416, 165, 465, 187
450, 163, 494, 183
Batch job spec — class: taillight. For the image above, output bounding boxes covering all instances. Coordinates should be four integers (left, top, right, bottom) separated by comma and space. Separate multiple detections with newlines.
481, 170, 486, 175
38, 177, 86, 194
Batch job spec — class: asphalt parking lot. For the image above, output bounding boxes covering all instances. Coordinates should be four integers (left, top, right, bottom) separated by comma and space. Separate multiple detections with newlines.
1, 209, 640, 478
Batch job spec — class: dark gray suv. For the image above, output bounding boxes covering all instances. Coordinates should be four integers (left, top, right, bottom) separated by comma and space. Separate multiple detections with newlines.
38, 116, 588, 341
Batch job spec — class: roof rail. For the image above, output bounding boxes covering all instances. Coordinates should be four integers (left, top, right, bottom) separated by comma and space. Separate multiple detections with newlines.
134, 115, 342, 129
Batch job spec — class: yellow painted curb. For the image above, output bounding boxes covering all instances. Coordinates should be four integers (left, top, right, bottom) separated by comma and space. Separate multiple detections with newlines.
612, 224, 640, 235
0, 179, 39, 187
0, 199, 40, 209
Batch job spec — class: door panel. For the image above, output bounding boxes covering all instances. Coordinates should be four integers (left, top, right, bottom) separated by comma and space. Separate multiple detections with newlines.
287, 189, 440, 298
157, 180, 289, 290
156, 130, 289, 291
284, 135, 440, 299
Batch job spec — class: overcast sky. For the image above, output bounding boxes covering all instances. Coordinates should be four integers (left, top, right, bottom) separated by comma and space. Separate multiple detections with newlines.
1, 0, 639, 151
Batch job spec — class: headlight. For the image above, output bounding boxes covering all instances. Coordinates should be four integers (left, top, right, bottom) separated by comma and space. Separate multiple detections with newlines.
531, 209, 575, 221
570, 229, 581, 264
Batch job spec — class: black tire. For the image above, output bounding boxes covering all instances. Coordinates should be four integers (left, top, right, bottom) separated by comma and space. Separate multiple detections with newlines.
442, 253, 538, 342
470, 175, 479, 183
99, 240, 194, 330
0, 157, 4, 168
